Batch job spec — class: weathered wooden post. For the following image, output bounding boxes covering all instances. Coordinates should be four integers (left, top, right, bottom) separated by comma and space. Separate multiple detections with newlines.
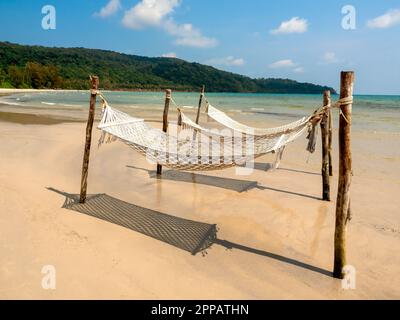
177, 108, 182, 127
79, 76, 99, 203
157, 89, 172, 175
195, 85, 205, 124
333, 71, 354, 279
321, 90, 331, 201
328, 106, 333, 176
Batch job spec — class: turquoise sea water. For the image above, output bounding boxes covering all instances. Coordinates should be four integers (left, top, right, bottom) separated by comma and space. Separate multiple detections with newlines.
0, 91, 399, 133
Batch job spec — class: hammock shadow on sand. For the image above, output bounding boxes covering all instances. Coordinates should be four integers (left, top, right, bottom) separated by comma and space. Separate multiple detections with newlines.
126, 165, 259, 193
127, 165, 321, 200
48, 187, 331, 277
48, 188, 217, 256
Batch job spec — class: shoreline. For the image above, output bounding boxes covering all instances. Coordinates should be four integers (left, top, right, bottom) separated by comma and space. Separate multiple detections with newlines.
2, 88, 399, 97
0, 109, 83, 125
0, 88, 87, 95
0, 104, 164, 125
0, 88, 336, 96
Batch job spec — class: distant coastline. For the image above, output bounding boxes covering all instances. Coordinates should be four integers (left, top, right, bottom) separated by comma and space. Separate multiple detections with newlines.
0, 41, 336, 94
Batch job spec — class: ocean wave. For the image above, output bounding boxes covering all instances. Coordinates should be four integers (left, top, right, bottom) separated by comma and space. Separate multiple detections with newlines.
288, 105, 305, 109
0, 99, 23, 106
60, 104, 82, 108
39, 101, 83, 109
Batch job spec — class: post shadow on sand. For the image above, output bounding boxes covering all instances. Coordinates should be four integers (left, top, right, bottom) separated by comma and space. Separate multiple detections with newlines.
48, 187, 331, 277
256, 185, 322, 201
252, 162, 320, 176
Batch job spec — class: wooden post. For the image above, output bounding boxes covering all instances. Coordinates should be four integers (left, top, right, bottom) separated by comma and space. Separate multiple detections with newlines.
157, 89, 172, 175
333, 71, 354, 279
321, 90, 331, 201
177, 108, 182, 127
79, 76, 99, 203
195, 85, 205, 124
328, 106, 333, 176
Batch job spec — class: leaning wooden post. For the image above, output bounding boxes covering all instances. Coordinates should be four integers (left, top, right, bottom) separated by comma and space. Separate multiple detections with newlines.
328, 106, 334, 176
321, 90, 331, 201
333, 71, 354, 279
79, 76, 99, 203
195, 85, 205, 124
157, 89, 172, 175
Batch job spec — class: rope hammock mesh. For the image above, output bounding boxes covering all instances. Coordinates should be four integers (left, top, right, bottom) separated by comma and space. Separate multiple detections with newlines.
96, 93, 351, 172
98, 105, 311, 172
205, 104, 311, 137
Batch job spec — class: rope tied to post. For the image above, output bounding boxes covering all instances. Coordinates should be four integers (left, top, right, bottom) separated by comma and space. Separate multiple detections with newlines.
90, 89, 101, 95
306, 95, 353, 153
339, 109, 351, 124
335, 97, 353, 125
170, 97, 179, 108
308, 95, 353, 126
332, 96, 353, 108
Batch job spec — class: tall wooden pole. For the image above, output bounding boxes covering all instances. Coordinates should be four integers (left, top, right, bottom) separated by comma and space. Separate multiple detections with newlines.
79, 76, 99, 203
321, 90, 331, 201
333, 71, 354, 279
328, 106, 333, 176
195, 85, 205, 124
157, 89, 172, 175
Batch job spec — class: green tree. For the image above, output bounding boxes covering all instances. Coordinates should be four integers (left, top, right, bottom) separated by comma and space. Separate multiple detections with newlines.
0, 41, 336, 93
25, 62, 45, 88
8, 65, 25, 88
0, 68, 6, 84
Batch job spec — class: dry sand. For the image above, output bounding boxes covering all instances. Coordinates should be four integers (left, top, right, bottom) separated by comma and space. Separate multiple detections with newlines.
0, 97, 399, 299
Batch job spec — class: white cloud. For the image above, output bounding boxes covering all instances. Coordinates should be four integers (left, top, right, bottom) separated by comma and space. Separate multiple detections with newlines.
269, 59, 304, 73
322, 52, 339, 64
270, 17, 308, 35
95, 0, 121, 18
205, 56, 245, 67
367, 9, 400, 29
293, 67, 305, 73
164, 20, 218, 48
122, 0, 179, 29
122, 0, 217, 48
269, 59, 296, 69
161, 52, 177, 58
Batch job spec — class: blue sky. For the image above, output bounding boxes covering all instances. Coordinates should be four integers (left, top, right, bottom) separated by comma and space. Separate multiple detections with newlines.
0, 0, 399, 94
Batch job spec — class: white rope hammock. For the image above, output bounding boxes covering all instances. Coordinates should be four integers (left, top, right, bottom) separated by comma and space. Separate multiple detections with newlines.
179, 106, 312, 140
175, 95, 353, 159
206, 104, 311, 137
200, 96, 353, 137
97, 101, 312, 172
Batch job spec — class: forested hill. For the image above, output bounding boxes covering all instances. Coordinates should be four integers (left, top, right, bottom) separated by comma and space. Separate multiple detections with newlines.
0, 41, 336, 93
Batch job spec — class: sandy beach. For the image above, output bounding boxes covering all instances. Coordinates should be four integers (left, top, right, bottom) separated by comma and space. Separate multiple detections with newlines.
0, 89, 399, 299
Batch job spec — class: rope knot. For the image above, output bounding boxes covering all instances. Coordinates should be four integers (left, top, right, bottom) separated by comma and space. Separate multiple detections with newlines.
333, 96, 353, 108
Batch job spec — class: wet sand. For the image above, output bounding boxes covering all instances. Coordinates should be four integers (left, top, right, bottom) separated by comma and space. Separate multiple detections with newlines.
0, 110, 82, 125
0, 96, 399, 299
